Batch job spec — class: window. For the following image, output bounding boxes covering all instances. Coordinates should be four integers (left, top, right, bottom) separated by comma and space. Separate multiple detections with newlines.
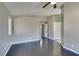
8, 16, 12, 35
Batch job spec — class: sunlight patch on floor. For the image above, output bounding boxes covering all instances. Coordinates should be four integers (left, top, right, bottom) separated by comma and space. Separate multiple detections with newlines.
40, 39, 43, 48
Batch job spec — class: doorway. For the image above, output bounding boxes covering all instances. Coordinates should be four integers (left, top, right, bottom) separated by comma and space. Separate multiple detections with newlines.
40, 22, 48, 39
40, 21, 49, 47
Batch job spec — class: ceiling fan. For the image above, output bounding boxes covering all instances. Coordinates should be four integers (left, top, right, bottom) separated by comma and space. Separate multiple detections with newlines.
42, 2, 57, 8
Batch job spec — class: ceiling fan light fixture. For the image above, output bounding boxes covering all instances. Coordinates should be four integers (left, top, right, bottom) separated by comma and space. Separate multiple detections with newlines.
51, 2, 56, 4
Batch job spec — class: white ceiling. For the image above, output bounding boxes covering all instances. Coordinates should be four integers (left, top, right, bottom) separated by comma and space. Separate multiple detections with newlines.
4, 2, 63, 17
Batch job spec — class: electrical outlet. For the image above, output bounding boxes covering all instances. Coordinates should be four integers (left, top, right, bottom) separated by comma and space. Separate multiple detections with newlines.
71, 44, 74, 48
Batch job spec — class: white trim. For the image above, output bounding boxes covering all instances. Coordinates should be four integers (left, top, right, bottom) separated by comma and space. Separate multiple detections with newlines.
4, 44, 12, 56
63, 46, 79, 55
54, 39, 61, 44
48, 38, 79, 55
4, 38, 79, 56
48, 38, 62, 44
4, 39, 40, 56
11, 39, 40, 45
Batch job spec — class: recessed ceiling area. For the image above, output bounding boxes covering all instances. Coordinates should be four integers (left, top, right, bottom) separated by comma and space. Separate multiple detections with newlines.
4, 2, 63, 17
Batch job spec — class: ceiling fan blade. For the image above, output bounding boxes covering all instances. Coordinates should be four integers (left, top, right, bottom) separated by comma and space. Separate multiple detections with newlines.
53, 4, 57, 8
42, 2, 50, 8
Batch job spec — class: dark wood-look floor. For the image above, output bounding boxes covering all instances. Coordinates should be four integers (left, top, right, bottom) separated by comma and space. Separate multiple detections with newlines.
6, 38, 79, 56
6, 38, 63, 56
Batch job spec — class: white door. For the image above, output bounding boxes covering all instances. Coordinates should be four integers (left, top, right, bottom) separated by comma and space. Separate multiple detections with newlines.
53, 22, 61, 43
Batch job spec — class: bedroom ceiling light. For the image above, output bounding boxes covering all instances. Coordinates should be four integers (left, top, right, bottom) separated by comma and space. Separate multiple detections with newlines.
51, 2, 56, 4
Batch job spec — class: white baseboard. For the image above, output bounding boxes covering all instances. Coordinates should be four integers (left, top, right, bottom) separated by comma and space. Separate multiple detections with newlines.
4, 38, 79, 56
11, 39, 40, 45
4, 39, 40, 56
4, 44, 12, 56
48, 38, 62, 45
48, 37, 79, 55
63, 46, 79, 55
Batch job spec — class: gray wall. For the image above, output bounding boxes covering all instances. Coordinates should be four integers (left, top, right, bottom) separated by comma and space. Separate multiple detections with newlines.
64, 2, 79, 53
47, 16, 53, 39
0, 3, 11, 55
11, 16, 46, 44
47, 14, 61, 42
